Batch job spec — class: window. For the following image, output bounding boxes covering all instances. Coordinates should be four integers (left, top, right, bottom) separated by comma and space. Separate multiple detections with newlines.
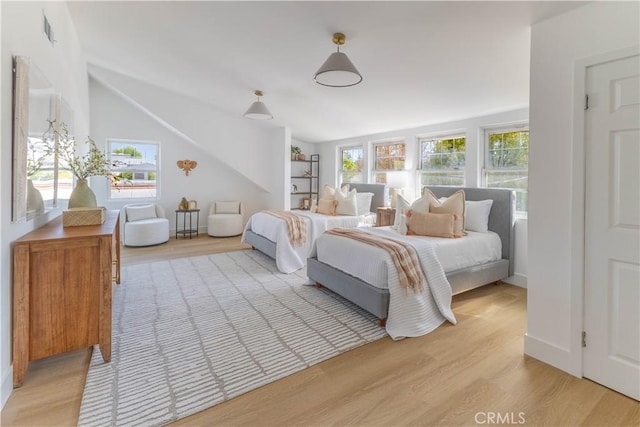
339, 146, 364, 184
418, 135, 466, 187
373, 140, 405, 183
483, 128, 529, 213
108, 140, 159, 200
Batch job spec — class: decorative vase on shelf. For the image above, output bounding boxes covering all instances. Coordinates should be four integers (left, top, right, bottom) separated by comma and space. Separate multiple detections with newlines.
297, 153, 306, 161
68, 179, 97, 208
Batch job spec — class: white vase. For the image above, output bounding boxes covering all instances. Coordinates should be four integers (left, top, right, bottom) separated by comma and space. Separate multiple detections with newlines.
68, 179, 97, 208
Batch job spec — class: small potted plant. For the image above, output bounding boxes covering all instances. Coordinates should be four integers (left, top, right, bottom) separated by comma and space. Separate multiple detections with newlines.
291, 145, 301, 160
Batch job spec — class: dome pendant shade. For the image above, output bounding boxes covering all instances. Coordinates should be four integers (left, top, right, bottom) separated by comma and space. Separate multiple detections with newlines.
314, 52, 363, 87
243, 90, 273, 120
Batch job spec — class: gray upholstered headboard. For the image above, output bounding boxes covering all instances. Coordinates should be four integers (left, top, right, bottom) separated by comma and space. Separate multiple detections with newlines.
344, 183, 388, 212
426, 186, 516, 276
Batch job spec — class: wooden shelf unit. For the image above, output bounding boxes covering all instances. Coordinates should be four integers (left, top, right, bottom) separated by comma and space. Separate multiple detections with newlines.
12, 210, 121, 387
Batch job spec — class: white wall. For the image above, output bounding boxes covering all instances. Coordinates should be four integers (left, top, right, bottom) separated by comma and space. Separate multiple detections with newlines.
89, 65, 277, 194
316, 108, 530, 285
89, 78, 273, 226
0, 2, 90, 408
526, 1, 639, 376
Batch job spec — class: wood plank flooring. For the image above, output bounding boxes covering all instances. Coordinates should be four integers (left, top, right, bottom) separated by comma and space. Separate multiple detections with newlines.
2, 236, 638, 426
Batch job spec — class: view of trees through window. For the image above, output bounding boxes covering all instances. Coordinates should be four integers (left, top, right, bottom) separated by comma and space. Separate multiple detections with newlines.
374, 142, 405, 170
340, 146, 364, 183
108, 140, 159, 199
419, 136, 466, 187
484, 129, 529, 213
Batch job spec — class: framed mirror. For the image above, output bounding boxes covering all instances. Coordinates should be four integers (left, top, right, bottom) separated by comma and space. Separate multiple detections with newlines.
12, 56, 73, 222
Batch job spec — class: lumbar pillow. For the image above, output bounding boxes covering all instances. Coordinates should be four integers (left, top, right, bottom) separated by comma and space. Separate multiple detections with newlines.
393, 193, 412, 230
424, 189, 465, 237
405, 210, 456, 238
465, 199, 494, 232
126, 204, 157, 222
335, 188, 358, 215
316, 198, 337, 215
355, 192, 374, 215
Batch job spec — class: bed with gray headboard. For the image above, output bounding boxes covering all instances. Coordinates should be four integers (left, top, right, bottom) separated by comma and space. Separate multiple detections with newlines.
306, 186, 515, 324
242, 183, 388, 273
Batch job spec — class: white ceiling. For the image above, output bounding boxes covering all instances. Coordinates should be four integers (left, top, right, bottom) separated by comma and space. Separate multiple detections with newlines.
67, 1, 585, 143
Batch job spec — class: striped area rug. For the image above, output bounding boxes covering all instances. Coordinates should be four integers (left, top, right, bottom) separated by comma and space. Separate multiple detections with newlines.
78, 250, 387, 426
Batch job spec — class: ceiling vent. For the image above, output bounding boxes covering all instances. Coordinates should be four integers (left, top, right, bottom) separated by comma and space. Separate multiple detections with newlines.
43, 13, 54, 45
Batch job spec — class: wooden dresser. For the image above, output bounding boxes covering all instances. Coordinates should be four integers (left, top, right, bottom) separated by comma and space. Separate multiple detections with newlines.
12, 210, 120, 387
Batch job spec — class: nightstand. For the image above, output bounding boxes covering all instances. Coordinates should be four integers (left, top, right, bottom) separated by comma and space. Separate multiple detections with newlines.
376, 207, 396, 227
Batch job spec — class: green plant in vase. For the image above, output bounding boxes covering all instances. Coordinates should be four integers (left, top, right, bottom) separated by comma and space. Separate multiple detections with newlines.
56, 124, 120, 208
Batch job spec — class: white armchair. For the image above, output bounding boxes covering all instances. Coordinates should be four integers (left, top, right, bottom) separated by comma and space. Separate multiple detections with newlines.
208, 201, 244, 237
122, 203, 170, 247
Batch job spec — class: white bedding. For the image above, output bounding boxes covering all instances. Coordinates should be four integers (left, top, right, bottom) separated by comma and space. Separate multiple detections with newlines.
316, 226, 502, 289
314, 226, 458, 340
242, 210, 375, 273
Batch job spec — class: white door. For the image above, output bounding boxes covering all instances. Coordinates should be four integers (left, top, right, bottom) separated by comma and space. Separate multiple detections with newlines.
584, 54, 640, 400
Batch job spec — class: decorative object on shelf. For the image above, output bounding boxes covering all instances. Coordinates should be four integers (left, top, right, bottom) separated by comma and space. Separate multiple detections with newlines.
291, 145, 301, 160
303, 169, 312, 177
292, 183, 298, 193
55, 123, 119, 208
314, 32, 363, 87
188, 200, 198, 210
297, 153, 306, 161
178, 197, 189, 210
177, 159, 198, 176
62, 207, 107, 227
302, 197, 311, 210
69, 179, 97, 208
243, 90, 273, 120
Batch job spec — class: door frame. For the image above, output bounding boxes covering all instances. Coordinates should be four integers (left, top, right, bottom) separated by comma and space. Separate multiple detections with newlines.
570, 45, 640, 377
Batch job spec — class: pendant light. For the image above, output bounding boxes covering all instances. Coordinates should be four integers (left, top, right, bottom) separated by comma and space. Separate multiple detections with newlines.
243, 90, 273, 120
314, 32, 362, 87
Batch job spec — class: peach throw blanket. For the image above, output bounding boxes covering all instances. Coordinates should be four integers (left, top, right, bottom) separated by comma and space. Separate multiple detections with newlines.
325, 228, 425, 292
264, 211, 307, 247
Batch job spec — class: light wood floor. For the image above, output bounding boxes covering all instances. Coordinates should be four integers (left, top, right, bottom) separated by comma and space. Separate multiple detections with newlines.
2, 236, 638, 426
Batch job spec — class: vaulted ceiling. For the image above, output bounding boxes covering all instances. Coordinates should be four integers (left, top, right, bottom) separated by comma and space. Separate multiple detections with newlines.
67, 1, 585, 143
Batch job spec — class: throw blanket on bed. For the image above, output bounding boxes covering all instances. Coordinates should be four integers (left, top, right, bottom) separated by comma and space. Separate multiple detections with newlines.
264, 210, 306, 247
325, 228, 425, 292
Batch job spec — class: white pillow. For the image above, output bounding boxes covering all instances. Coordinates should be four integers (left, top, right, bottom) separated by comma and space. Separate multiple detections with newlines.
321, 184, 349, 200
126, 204, 157, 222
335, 188, 358, 216
409, 192, 432, 212
356, 192, 374, 215
216, 201, 240, 214
465, 199, 493, 232
393, 193, 412, 230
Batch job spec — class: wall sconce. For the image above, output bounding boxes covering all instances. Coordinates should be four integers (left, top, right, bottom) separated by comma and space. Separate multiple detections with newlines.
177, 160, 197, 176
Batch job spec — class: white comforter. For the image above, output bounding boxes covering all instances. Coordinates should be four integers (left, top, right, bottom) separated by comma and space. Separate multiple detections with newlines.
242, 211, 373, 273
315, 227, 458, 340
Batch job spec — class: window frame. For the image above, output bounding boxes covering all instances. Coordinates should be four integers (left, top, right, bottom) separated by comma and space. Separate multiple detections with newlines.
416, 133, 467, 190
481, 125, 529, 215
107, 139, 161, 201
338, 144, 365, 185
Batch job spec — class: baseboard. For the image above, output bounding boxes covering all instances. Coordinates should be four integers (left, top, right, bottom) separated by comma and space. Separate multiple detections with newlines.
503, 273, 527, 288
1, 366, 13, 410
524, 333, 581, 377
